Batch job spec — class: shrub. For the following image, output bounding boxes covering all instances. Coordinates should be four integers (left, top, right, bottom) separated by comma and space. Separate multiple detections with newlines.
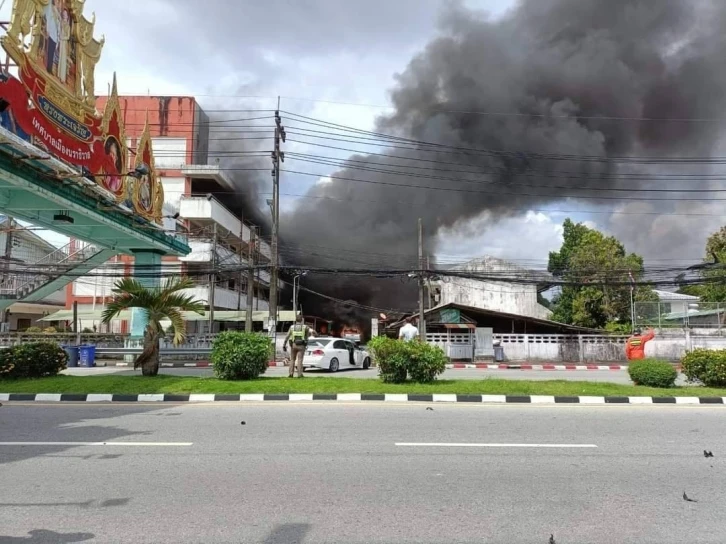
43, 327, 56, 334
367, 336, 447, 384
0, 350, 14, 377
1, 342, 67, 379
82, 327, 94, 334
368, 336, 408, 383
24, 326, 42, 333
211, 331, 271, 380
406, 340, 447, 384
682, 349, 726, 387
628, 359, 677, 388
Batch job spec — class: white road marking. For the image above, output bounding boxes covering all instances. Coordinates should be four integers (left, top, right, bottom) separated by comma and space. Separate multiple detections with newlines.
395, 442, 598, 448
0, 442, 193, 446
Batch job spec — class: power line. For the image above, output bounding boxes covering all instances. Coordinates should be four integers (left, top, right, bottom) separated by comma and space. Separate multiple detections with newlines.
281, 168, 726, 202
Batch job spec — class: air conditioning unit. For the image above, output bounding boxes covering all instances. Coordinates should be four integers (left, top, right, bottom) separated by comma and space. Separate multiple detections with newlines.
0, 323, 10, 333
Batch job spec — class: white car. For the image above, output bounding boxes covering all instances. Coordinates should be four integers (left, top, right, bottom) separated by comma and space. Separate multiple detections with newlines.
302, 337, 372, 372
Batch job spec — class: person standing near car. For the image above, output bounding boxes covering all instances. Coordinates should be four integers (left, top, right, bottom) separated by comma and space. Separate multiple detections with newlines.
283, 315, 313, 377
398, 317, 419, 342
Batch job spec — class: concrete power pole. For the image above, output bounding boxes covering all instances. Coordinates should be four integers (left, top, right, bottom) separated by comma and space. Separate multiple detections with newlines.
245, 227, 256, 333
418, 218, 426, 341
208, 222, 218, 334
1, 216, 14, 327
268, 100, 284, 340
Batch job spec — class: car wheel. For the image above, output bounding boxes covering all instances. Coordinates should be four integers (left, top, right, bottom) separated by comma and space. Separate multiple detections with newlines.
363, 357, 371, 370
329, 358, 339, 373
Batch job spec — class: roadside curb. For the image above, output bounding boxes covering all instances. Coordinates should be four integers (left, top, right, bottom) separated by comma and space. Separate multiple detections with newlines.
445, 363, 628, 371
1, 393, 721, 405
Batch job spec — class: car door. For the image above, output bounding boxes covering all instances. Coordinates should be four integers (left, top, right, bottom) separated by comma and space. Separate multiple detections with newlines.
331, 340, 350, 366
353, 343, 365, 365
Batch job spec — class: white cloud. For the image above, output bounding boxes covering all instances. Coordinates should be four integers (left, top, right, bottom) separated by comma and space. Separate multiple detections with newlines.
434, 210, 568, 264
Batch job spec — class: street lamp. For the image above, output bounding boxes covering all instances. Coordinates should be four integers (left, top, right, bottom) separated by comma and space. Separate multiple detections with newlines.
292, 270, 308, 317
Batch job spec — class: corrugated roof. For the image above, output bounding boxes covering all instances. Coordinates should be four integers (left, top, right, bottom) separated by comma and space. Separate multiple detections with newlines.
389, 302, 604, 333
653, 290, 700, 302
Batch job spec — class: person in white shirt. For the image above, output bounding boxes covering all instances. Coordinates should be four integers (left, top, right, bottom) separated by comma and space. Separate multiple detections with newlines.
398, 317, 419, 342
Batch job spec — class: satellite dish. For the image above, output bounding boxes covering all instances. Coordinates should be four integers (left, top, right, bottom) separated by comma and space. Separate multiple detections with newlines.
379, 313, 387, 321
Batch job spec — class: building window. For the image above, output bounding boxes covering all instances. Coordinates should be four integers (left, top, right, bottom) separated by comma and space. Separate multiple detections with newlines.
151, 138, 188, 169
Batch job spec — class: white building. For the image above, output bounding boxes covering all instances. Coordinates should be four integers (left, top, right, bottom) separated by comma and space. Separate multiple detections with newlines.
433, 256, 552, 321
0, 216, 66, 331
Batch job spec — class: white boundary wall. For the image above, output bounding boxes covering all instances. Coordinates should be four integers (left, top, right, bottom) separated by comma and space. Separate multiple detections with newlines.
494, 331, 726, 362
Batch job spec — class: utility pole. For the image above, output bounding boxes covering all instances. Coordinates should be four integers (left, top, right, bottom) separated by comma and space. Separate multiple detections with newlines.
426, 254, 432, 310
1, 216, 14, 328
237, 243, 244, 312
418, 218, 426, 341
208, 223, 218, 334
245, 227, 256, 333
268, 98, 285, 339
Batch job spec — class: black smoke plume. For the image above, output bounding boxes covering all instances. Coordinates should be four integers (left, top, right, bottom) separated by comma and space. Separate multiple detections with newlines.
239, 0, 726, 325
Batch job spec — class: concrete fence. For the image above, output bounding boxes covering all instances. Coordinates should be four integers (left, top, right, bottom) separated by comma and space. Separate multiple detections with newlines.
495, 331, 726, 362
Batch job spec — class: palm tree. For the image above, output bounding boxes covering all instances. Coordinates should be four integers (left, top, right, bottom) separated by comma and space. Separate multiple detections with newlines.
102, 277, 205, 376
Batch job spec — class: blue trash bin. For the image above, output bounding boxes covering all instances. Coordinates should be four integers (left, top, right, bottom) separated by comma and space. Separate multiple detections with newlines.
79, 345, 96, 367
63, 345, 79, 367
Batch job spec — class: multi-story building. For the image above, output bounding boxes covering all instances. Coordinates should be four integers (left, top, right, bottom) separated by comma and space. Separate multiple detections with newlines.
0, 216, 66, 331
66, 96, 273, 332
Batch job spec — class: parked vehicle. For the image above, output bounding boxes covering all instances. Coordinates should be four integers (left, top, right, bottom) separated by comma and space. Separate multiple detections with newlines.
303, 336, 371, 372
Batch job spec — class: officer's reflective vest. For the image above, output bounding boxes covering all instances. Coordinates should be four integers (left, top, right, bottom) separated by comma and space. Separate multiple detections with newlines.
291, 324, 306, 342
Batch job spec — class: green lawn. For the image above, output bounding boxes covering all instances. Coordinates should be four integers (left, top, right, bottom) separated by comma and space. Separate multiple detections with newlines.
1, 375, 725, 397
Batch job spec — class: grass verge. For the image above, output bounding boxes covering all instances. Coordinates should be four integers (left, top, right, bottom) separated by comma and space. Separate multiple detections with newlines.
1, 375, 725, 397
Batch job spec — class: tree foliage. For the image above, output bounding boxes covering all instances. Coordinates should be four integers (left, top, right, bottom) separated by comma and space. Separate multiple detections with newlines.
678, 226, 726, 302
548, 219, 656, 329
101, 277, 205, 376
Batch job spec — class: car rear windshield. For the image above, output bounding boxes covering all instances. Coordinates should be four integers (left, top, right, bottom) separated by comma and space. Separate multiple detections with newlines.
307, 339, 332, 348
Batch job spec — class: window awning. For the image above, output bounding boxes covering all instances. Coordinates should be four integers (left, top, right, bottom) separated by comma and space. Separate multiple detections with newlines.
442, 323, 476, 330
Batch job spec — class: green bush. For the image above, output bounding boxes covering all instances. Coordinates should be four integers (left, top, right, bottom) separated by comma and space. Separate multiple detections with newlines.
43, 327, 57, 334
367, 336, 447, 384
24, 326, 42, 333
211, 331, 271, 380
0, 342, 67, 379
682, 349, 726, 387
406, 340, 447, 384
628, 359, 677, 388
0, 350, 14, 376
368, 336, 408, 383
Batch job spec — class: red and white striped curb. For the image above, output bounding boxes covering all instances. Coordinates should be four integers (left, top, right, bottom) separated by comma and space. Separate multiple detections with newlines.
93, 361, 631, 370
445, 363, 627, 371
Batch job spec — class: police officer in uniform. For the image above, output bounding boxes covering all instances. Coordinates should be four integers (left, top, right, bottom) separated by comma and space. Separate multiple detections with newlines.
283, 314, 313, 378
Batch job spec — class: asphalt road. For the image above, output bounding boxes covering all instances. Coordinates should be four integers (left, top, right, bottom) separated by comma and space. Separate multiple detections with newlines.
1, 402, 725, 543
63, 366, 644, 384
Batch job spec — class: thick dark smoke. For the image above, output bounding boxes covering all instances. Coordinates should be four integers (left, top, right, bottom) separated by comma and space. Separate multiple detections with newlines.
272, 0, 726, 324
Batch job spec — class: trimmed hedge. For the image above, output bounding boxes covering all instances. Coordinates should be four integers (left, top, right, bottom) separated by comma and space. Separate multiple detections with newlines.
211, 331, 271, 380
0, 342, 67, 379
682, 349, 726, 387
368, 336, 447, 384
627, 359, 677, 388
